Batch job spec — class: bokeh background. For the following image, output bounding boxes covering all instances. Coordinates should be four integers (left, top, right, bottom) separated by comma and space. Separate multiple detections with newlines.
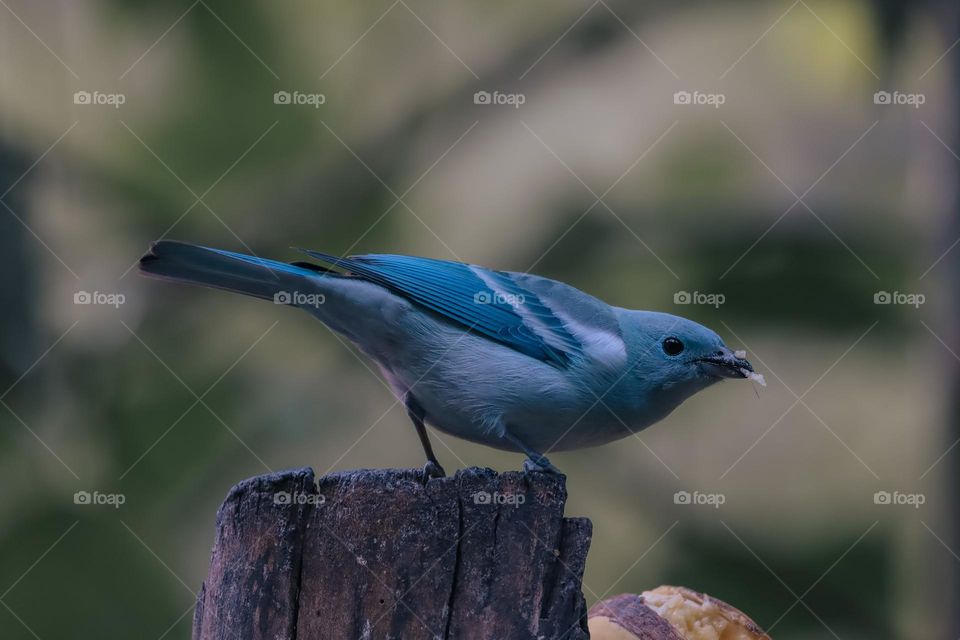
1, 1, 958, 638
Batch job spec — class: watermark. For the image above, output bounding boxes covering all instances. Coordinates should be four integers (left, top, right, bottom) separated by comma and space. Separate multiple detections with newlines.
472, 490, 525, 506
74, 290, 125, 308
73, 90, 126, 108
873, 90, 925, 109
674, 490, 725, 509
674, 290, 725, 308
874, 490, 924, 509
74, 490, 125, 509
673, 90, 725, 108
274, 90, 326, 108
273, 491, 326, 506
274, 290, 325, 307
873, 290, 924, 308
474, 290, 525, 306
474, 90, 525, 108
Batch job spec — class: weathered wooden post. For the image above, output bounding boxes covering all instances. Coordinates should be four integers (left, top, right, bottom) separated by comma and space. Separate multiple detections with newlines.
192, 467, 592, 640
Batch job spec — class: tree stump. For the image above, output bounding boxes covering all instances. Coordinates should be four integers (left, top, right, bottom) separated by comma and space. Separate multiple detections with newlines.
192, 467, 593, 640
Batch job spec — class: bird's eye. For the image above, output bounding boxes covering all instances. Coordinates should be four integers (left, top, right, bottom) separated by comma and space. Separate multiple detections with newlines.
662, 337, 684, 356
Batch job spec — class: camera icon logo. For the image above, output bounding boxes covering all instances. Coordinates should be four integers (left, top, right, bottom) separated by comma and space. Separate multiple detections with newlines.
673, 291, 691, 304
873, 490, 891, 505
473, 90, 492, 105
74, 490, 92, 505
673, 91, 692, 105
74, 291, 92, 305
274, 291, 292, 304
274, 91, 292, 105
873, 291, 891, 304
473, 291, 492, 304
273, 491, 292, 505
873, 91, 891, 105
473, 491, 492, 504
673, 490, 691, 505
73, 91, 92, 105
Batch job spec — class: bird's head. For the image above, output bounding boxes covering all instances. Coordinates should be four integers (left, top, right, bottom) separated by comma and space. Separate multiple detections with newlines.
621, 311, 755, 403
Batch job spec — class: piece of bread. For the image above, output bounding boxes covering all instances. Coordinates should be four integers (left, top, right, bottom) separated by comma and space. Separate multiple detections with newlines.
588, 586, 771, 640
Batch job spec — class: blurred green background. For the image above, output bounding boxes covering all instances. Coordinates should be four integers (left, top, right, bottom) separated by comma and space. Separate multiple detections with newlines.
1, 1, 958, 638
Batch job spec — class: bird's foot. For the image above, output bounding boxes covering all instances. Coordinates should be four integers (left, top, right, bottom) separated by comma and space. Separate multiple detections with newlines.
522, 455, 564, 476
422, 459, 446, 479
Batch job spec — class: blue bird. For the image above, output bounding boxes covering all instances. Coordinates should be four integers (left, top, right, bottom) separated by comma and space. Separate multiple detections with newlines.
140, 241, 756, 476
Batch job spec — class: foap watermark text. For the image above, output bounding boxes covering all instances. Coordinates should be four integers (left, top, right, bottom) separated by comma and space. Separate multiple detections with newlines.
75, 291, 125, 308
873, 90, 924, 108
674, 490, 725, 509
274, 491, 326, 506
674, 290, 725, 308
274, 90, 326, 108
474, 90, 525, 108
74, 490, 126, 509
874, 290, 924, 308
74, 90, 125, 108
874, 490, 924, 509
474, 291, 525, 305
673, 90, 725, 108
473, 490, 525, 506
274, 291, 325, 307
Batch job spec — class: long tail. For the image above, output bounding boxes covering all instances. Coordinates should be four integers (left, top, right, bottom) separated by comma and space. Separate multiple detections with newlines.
139, 240, 326, 302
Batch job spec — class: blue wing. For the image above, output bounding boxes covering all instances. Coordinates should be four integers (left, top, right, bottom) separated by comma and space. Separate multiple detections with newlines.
298, 251, 583, 367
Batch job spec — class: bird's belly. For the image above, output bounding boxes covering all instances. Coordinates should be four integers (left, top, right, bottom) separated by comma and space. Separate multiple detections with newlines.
383, 355, 593, 452
372, 316, 656, 453
416, 379, 645, 453
502, 404, 645, 452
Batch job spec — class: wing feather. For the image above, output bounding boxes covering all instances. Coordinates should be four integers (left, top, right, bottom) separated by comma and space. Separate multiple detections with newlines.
298, 251, 585, 366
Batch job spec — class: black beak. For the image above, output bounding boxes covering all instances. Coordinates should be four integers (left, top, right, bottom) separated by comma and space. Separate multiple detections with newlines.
694, 349, 754, 379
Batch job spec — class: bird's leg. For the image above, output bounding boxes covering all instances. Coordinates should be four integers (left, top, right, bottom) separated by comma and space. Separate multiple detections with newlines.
502, 429, 564, 475
404, 394, 446, 479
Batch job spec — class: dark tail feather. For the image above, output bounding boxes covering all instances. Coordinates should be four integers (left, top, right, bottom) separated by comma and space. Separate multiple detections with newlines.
139, 241, 324, 302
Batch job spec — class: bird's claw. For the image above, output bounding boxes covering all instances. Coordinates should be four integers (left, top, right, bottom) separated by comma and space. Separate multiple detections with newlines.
522, 456, 564, 476
422, 460, 446, 479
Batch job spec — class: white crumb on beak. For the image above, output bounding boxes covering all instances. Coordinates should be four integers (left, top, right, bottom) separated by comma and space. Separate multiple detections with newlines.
733, 349, 746, 359
741, 369, 766, 386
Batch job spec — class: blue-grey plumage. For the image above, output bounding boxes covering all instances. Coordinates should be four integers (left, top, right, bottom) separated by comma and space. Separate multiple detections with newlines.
139, 241, 755, 475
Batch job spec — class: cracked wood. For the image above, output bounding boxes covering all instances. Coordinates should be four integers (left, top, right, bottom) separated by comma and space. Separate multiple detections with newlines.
193, 467, 592, 640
